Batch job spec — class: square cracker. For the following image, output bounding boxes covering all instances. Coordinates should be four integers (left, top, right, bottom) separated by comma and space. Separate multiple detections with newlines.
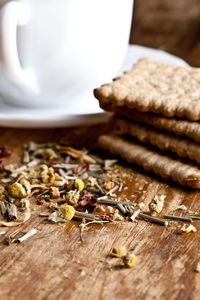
94, 58, 200, 121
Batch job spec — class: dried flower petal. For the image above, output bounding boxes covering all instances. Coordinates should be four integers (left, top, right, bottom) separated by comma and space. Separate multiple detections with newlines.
93, 212, 113, 222
111, 246, 126, 258
75, 179, 84, 191
123, 253, 138, 268
49, 167, 55, 183
73, 164, 88, 175
0, 160, 4, 172
33, 148, 57, 160
0, 145, 9, 158
181, 224, 197, 233
80, 192, 97, 207
149, 194, 165, 213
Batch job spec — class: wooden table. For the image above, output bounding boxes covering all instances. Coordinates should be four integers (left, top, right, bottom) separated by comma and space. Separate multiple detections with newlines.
0, 125, 200, 300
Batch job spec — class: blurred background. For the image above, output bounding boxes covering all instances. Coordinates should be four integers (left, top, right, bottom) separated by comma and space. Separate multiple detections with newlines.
130, 0, 200, 66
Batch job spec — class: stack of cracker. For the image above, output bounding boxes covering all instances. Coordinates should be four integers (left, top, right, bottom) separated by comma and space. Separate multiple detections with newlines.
94, 58, 200, 189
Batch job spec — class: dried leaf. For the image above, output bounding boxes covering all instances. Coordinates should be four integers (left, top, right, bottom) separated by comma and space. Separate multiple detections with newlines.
0, 207, 30, 227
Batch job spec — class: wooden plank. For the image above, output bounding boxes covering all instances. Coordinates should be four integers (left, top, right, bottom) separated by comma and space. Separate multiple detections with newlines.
0, 125, 199, 300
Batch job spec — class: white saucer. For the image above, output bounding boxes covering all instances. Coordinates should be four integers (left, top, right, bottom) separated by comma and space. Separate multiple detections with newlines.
0, 44, 187, 128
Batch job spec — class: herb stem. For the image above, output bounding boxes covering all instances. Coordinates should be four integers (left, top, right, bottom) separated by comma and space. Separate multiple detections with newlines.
163, 215, 192, 222
97, 199, 136, 206
139, 212, 168, 226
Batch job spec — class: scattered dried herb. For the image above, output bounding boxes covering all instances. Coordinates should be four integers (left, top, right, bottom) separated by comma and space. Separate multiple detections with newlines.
163, 215, 192, 222
123, 253, 138, 268
181, 224, 197, 233
111, 246, 127, 258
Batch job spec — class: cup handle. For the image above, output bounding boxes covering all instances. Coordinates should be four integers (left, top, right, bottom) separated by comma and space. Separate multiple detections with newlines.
0, 1, 39, 93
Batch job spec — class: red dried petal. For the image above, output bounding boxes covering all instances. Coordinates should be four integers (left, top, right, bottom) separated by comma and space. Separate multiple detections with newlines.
80, 192, 97, 207
0, 160, 4, 172
1, 183, 8, 190
73, 164, 88, 175
93, 212, 113, 222
0, 145, 9, 158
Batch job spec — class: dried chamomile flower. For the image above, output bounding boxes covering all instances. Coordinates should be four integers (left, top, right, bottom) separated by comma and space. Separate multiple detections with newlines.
9, 182, 27, 198
40, 165, 55, 183
65, 190, 80, 205
154, 194, 166, 203
149, 194, 166, 213
111, 246, 127, 258
123, 253, 138, 268
181, 224, 197, 233
60, 204, 75, 220
16, 198, 30, 212
75, 179, 84, 191
40, 165, 49, 183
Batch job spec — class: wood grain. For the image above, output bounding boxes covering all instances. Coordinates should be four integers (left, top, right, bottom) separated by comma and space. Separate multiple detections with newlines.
0, 125, 200, 300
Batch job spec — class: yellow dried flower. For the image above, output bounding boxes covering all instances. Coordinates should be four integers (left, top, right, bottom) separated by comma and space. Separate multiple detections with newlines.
65, 190, 80, 205
123, 253, 138, 268
0, 194, 5, 200
111, 246, 127, 258
75, 179, 84, 191
154, 195, 166, 204
9, 182, 27, 198
49, 167, 55, 183
149, 194, 166, 213
40, 164, 49, 183
60, 204, 75, 220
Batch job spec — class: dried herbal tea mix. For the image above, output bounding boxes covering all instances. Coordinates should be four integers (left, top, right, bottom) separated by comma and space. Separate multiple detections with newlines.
0, 142, 128, 233
0, 141, 199, 256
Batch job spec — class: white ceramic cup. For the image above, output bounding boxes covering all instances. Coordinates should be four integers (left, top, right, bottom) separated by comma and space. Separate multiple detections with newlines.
0, 0, 133, 108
